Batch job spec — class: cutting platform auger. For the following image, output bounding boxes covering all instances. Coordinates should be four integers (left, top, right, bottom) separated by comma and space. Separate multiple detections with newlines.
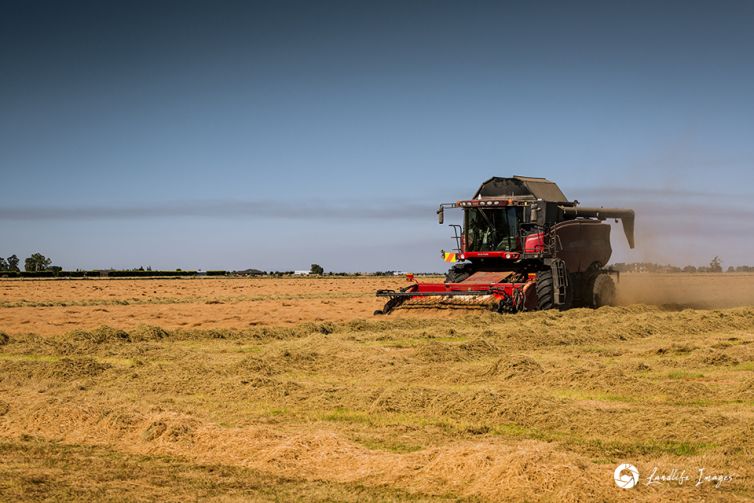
375, 176, 634, 314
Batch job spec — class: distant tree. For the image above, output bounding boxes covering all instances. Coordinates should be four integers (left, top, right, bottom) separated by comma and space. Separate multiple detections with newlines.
24, 253, 52, 272
310, 264, 324, 275
0, 257, 7, 271
682, 265, 697, 273
709, 256, 722, 273
7, 255, 20, 272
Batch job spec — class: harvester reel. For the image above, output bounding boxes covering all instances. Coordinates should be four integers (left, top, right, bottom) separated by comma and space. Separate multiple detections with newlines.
374, 285, 413, 315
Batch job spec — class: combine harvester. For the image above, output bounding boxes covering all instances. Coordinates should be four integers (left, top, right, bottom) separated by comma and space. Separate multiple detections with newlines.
375, 176, 634, 314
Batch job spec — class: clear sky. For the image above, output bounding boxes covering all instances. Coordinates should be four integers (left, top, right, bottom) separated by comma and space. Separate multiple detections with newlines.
2, 0, 753, 272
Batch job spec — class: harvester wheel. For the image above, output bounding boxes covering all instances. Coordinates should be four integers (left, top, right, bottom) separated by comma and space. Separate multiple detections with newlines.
535, 270, 555, 310
444, 263, 472, 284
591, 273, 616, 308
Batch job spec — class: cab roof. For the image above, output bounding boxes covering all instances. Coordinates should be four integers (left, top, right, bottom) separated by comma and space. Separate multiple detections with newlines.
473, 176, 568, 202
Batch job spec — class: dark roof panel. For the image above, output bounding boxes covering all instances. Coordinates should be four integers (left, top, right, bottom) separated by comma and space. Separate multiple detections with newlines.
473, 176, 568, 202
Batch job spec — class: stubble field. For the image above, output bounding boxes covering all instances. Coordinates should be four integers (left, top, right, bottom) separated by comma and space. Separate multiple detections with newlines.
1, 274, 753, 501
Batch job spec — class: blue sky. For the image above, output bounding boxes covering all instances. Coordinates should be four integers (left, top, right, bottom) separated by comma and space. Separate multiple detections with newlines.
1, 0, 753, 271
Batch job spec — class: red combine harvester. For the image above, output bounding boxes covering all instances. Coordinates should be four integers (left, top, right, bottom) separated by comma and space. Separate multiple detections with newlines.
375, 176, 635, 314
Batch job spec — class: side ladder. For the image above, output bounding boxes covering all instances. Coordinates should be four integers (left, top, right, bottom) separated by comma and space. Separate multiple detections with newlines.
551, 258, 569, 307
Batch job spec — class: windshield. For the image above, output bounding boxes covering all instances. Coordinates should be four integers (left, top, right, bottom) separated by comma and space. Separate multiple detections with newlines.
464, 207, 522, 252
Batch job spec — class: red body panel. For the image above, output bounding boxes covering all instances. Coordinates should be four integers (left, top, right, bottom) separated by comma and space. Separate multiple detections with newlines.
524, 232, 546, 253
464, 271, 513, 283
460, 251, 521, 260
405, 280, 538, 310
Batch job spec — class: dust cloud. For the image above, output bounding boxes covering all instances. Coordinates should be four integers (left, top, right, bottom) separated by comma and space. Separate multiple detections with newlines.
616, 272, 754, 309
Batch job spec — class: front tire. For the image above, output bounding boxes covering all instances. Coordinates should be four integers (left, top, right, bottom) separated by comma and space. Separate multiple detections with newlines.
536, 270, 555, 310
444, 263, 472, 284
536, 269, 573, 310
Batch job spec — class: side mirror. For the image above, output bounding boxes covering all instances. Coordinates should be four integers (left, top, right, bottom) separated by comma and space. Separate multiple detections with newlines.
437, 207, 444, 225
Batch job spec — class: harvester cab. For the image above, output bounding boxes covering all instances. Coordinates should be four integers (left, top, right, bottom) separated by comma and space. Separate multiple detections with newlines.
376, 176, 634, 314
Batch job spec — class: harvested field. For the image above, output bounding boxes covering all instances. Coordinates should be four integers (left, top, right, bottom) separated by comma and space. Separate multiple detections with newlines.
2, 274, 754, 336
0, 277, 405, 336
1, 274, 753, 501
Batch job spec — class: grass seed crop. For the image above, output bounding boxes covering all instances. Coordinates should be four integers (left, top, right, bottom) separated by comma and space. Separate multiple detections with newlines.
0, 275, 752, 501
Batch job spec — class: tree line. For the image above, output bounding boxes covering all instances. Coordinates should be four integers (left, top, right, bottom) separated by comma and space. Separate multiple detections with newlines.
611, 256, 730, 273
0, 255, 331, 277
6, 252, 752, 278
0, 253, 56, 273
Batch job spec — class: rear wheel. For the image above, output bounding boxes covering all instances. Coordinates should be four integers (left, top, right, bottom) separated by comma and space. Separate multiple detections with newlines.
591, 273, 616, 307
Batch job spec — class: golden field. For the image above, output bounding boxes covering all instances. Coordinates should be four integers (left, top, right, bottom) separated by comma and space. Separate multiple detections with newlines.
0, 274, 753, 501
